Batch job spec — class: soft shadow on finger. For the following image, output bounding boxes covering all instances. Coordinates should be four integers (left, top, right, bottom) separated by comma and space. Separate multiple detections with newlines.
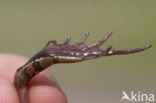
29, 73, 67, 103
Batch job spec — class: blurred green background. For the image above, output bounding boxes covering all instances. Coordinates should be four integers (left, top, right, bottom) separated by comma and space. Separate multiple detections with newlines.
0, 0, 155, 103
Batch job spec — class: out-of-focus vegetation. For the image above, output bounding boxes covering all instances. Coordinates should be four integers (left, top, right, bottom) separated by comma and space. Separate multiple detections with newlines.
0, 1, 155, 103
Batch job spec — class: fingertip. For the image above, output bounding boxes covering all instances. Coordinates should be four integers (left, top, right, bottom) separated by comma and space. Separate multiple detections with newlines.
0, 54, 67, 103
29, 73, 67, 103
0, 78, 19, 103
0, 53, 28, 82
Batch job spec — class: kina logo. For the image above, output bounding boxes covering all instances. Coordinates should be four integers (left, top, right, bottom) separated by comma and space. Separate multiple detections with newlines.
121, 91, 154, 102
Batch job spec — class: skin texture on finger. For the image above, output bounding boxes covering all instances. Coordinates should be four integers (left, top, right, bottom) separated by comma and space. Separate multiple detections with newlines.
0, 78, 19, 103
0, 53, 67, 103
29, 74, 67, 103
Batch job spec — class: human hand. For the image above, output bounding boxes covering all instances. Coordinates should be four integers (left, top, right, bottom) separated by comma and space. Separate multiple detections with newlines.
0, 53, 67, 103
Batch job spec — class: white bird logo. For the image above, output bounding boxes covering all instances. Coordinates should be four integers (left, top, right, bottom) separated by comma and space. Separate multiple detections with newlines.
121, 91, 130, 101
